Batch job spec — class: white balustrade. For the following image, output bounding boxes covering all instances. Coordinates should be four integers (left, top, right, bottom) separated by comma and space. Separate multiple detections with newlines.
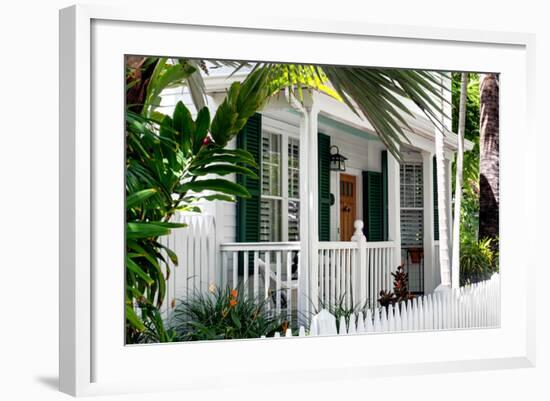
219, 242, 301, 323
317, 220, 398, 310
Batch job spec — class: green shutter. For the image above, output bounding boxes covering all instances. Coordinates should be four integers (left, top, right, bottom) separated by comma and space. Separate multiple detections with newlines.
433, 156, 439, 241
363, 151, 388, 242
318, 133, 331, 241
236, 113, 261, 243
381, 151, 389, 241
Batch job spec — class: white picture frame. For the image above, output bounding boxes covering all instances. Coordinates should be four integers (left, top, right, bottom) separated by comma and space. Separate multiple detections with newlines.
59, 4, 536, 396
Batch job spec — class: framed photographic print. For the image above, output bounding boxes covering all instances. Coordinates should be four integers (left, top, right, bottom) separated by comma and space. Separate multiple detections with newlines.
59, 4, 536, 396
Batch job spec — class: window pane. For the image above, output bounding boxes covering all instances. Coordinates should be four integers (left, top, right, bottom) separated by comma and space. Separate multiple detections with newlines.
260, 199, 282, 242
288, 200, 300, 241
262, 132, 281, 196
288, 138, 300, 199
400, 209, 424, 247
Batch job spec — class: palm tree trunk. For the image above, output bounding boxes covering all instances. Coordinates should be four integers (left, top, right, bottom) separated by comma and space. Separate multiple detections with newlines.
451, 73, 468, 288
479, 74, 499, 242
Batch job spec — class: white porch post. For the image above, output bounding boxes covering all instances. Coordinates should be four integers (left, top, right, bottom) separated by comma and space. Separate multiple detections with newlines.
444, 155, 456, 287
298, 107, 310, 322
352, 220, 367, 306
297, 98, 319, 322
387, 149, 401, 270
306, 104, 320, 315
422, 151, 435, 293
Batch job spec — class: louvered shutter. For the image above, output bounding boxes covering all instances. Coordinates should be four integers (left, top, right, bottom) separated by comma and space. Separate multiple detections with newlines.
363, 171, 383, 241
433, 156, 439, 241
318, 133, 331, 241
236, 113, 261, 243
381, 151, 389, 241
362, 151, 389, 241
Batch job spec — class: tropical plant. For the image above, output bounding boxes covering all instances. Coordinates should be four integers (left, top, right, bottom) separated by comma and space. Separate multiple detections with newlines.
459, 235, 498, 285
173, 284, 287, 341
125, 66, 272, 342
378, 265, 416, 308
186, 62, 449, 158
312, 294, 370, 332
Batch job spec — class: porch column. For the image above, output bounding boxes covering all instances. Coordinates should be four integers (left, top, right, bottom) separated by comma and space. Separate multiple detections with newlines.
422, 151, 435, 293
297, 98, 319, 322
387, 149, 401, 270
444, 154, 455, 287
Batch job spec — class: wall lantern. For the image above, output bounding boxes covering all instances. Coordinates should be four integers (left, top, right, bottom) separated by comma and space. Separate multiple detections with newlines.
329, 145, 347, 172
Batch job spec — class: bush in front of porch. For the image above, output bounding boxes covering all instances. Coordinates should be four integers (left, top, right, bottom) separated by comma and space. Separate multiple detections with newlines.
172, 284, 288, 341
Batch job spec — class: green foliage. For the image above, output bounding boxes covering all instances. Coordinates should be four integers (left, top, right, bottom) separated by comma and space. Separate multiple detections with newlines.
141, 58, 197, 117
173, 285, 287, 341
451, 73, 481, 236
460, 236, 498, 285
253, 63, 449, 158
210, 68, 271, 147
125, 60, 268, 343
313, 295, 370, 332
450, 73, 498, 284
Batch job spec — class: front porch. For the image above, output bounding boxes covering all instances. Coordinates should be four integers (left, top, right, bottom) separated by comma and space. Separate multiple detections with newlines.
158, 85, 467, 327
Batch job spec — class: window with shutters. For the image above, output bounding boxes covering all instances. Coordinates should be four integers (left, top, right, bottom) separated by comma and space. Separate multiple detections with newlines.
400, 162, 424, 247
260, 130, 300, 242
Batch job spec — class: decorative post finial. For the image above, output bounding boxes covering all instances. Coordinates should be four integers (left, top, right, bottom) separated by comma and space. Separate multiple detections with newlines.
352, 220, 366, 242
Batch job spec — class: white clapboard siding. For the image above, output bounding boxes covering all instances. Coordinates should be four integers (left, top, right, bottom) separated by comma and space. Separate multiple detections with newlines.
158, 213, 216, 320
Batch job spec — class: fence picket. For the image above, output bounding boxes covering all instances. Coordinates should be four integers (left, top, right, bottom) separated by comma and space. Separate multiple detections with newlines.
305, 275, 500, 338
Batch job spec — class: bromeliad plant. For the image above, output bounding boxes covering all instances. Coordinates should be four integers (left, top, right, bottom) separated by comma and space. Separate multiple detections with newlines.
125, 67, 272, 342
378, 265, 416, 308
173, 284, 287, 341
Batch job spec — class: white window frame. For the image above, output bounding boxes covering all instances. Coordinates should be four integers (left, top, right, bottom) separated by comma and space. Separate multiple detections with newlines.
400, 160, 424, 248
260, 121, 300, 242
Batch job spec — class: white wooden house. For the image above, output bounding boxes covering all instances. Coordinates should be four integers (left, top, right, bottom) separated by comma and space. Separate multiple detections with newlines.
157, 67, 473, 325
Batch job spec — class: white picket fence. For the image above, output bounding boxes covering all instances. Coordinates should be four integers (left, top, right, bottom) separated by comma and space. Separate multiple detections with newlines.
283, 273, 500, 337
158, 214, 217, 319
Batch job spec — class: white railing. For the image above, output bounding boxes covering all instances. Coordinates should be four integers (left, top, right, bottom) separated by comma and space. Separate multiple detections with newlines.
158, 214, 217, 319
267, 273, 500, 338
316, 221, 398, 310
219, 242, 301, 323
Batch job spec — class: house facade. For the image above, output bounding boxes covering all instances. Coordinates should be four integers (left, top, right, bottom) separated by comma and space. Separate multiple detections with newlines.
158, 69, 472, 325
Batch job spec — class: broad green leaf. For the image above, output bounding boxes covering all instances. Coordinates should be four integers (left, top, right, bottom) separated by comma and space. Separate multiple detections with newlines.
126, 305, 146, 331
189, 164, 258, 178
126, 188, 157, 209
177, 179, 251, 198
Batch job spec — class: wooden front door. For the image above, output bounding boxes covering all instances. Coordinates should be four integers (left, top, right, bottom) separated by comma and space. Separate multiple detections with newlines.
340, 174, 357, 241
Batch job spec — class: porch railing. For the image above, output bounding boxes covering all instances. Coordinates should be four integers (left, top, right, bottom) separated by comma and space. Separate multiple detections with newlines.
219, 242, 301, 322
316, 223, 397, 310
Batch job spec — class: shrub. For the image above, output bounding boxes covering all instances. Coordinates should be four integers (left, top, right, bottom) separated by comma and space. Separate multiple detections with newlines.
460, 236, 498, 285
173, 284, 287, 341
378, 265, 415, 308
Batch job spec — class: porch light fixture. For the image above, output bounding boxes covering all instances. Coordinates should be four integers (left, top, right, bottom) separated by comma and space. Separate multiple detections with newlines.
329, 145, 347, 171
